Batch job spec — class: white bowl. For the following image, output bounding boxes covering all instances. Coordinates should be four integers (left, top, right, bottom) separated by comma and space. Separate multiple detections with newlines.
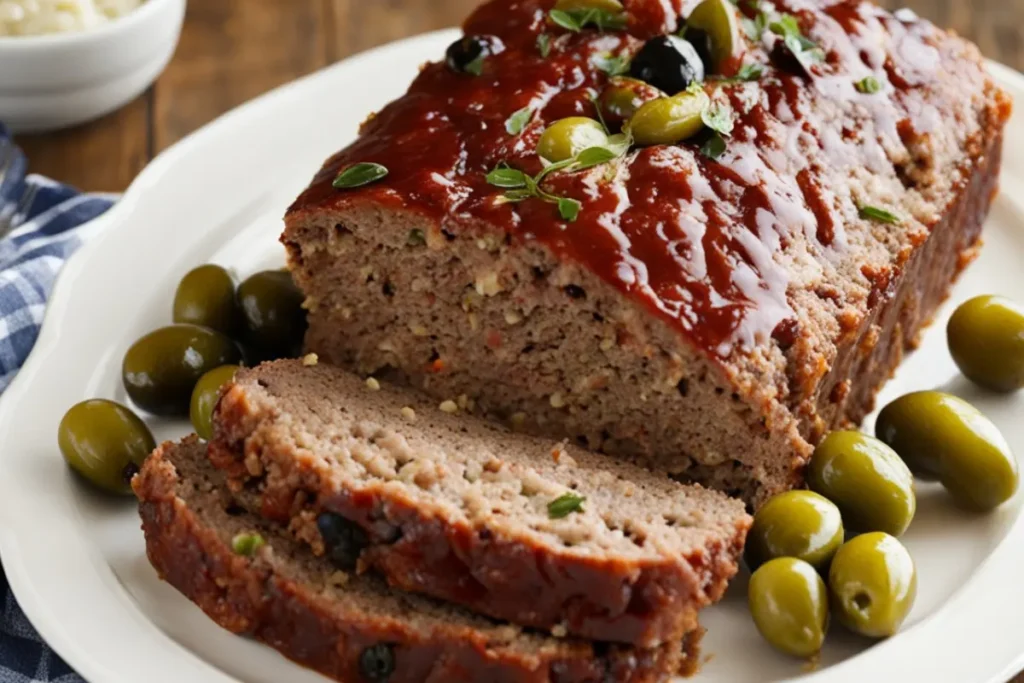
0, 0, 185, 133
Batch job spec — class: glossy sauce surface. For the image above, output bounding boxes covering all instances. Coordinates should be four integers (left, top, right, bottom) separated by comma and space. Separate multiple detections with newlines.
290, 0, 990, 359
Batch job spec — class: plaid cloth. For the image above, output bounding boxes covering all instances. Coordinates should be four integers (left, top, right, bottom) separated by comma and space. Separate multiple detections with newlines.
0, 123, 114, 682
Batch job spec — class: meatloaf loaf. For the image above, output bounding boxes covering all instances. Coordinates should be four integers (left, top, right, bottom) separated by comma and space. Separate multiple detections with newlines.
208, 359, 750, 648
136, 436, 700, 683
281, 0, 1012, 507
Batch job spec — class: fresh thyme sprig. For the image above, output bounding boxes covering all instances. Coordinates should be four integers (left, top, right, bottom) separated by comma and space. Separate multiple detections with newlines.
486, 132, 631, 222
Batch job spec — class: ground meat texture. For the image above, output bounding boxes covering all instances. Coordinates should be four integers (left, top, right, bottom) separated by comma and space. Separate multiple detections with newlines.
208, 360, 751, 648
280, 0, 1012, 508
134, 437, 701, 683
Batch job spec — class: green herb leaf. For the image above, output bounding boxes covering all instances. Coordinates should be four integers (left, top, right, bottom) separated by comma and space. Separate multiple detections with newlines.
231, 532, 266, 556
506, 106, 534, 135
486, 165, 529, 189
855, 75, 882, 94
742, 12, 767, 40
548, 492, 586, 518
549, 8, 626, 32
465, 53, 486, 76
333, 162, 389, 189
701, 104, 735, 137
701, 133, 728, 160
770, 13, 824, 66
769, 15, 801, 38
734, 63, 764, 81
859, 205, 902, 224
592, 52, 630, 77
558, 197, 582, 222
407, 229, 426, 246
549, 9, 582, 31
575, 146, 619, 170
537, 33, 552, 58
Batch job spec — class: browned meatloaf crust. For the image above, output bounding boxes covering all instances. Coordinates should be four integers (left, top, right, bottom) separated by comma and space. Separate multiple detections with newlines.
281, 0, 1012, 507
208, 359, 750, 648
135, 436, 701, 683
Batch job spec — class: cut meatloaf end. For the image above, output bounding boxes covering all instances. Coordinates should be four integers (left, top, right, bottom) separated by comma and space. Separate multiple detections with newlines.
136, 436, 700, 683
281, 0, 1012, 507
208, 359, 750, 648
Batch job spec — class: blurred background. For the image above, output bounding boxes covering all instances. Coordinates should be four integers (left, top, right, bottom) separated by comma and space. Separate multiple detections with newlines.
10, 0, 1023, 193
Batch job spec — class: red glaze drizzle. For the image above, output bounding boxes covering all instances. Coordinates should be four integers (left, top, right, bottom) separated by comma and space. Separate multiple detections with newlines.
290, 0, 992, 360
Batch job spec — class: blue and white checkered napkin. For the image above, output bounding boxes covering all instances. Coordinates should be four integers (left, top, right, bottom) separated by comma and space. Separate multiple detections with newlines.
0, 123, 115, 682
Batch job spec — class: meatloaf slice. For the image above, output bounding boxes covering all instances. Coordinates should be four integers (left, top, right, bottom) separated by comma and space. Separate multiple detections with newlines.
208, 359, 750, 648
136, 436, 699, 683
282, 0, 1012, 507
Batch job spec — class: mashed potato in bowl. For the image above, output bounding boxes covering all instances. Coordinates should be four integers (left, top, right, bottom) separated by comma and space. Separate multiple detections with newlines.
0, 0, 145, 36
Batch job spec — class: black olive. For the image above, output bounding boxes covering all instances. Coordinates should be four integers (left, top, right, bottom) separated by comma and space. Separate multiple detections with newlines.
445, 35, 499, 74
629, 35, 706, 95
682, 27, 714, 75
359, 643, 396, 681
317, 511, 369, 571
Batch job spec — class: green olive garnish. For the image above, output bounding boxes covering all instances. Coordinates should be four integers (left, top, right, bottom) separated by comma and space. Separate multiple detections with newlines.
947, 295, 1024, 392
748, 557, 829, 658
537, 117, 610, 163
627, 89, 709, 146
172, 264, 239, 335
599, 77, 664, 125
190, 365, 241, 440
876, 391, 1019, 511
744, 490, 844, 572
238, 270, 308, 362
122, 324, 243, 416
806, 430, 916, 536
58, 399, 155, 495
828, 532, 916, 638
685, 0, 741, 71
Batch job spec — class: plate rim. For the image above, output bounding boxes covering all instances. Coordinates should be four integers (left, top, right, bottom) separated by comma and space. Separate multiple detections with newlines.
2, 26, 1024, 683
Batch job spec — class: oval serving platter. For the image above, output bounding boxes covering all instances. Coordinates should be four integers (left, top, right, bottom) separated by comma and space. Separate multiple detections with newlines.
0, 29, 1023, 683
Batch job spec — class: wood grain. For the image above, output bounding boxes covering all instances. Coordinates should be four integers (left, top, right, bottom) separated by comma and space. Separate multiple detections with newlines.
9, 5, 1024, 678
13, 0, 1024, 192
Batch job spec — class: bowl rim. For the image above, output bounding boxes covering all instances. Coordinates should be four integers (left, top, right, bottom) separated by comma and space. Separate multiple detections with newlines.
0, 0, 184, 48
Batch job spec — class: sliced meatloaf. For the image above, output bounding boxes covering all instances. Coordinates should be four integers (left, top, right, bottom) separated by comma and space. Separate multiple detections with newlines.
135, 436, 700, 683
281, 0, 1012, 507
208, 359, 750, 648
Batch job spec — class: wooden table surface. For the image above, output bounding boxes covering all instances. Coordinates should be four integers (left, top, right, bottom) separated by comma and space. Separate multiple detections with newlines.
14, 0, 1024, 192
12, 2, 1024, 680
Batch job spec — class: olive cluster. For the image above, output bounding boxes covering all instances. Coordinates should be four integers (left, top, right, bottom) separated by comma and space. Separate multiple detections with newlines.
747, 295, 1023, 658
57, 265, 307, 495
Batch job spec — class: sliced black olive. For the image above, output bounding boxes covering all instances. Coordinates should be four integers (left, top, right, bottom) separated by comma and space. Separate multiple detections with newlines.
359, 643, 396, 681
317, 511, 369, 571
682, 27, 714, 74
629, 35, 706, 95
445, 35, 500, 75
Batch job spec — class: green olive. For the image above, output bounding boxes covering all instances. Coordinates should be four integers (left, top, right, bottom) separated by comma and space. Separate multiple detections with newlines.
238, 270, 308, 361
537, 117, 609, 163
744, 490, 844, 572
748, 557, 829, 658
685, 0, 741, 71
554, 0, 624, 12
599, 77, 664, 125
876, 391, 1018, 511
190, 365, 241, 440
828, 532, 916, 638
58, 399, 155, 495
172, 264, 239, 335
807, 431, 915, 536
627, 89, 709, 146
947, 295, 1024, 392
122, 324, 243, 416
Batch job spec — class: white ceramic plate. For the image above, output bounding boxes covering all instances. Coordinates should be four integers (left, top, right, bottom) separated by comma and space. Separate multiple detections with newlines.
0, 28, 1022, 683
